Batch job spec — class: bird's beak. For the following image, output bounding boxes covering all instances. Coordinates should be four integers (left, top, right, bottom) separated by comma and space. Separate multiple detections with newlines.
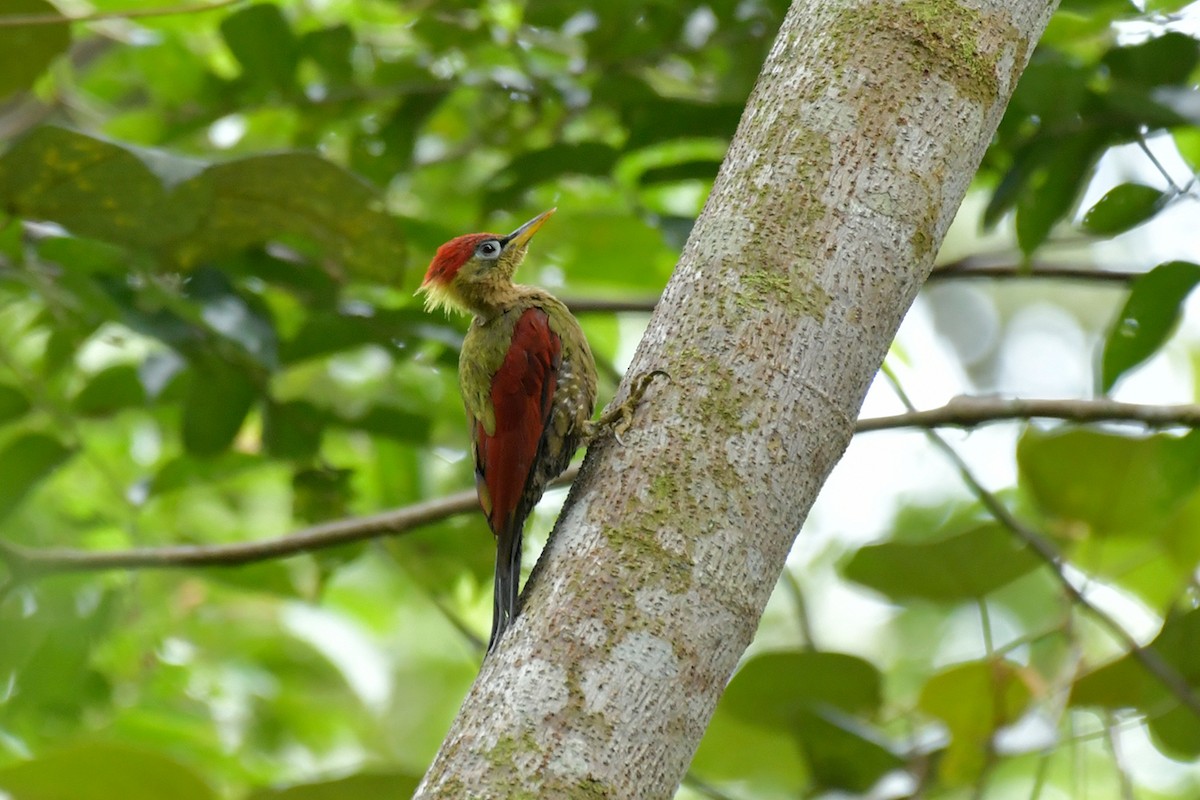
502, 208, 556, 251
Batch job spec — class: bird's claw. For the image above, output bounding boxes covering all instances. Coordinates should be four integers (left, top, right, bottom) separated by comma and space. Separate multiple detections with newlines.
590, 368, 669, 447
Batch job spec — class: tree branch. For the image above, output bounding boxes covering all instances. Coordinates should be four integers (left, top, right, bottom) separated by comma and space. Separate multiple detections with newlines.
7, 397, 1200, 578
0, 471, 570, 576
856, 396, 1200, 432
927, 254, 1141, 283
0, 0, 242, 27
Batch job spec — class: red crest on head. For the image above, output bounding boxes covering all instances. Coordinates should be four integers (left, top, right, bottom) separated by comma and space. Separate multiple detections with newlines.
422, 233, 500, 286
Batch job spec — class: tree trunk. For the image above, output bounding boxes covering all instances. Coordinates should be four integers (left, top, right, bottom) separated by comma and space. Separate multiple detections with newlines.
416, 0, 1058, 797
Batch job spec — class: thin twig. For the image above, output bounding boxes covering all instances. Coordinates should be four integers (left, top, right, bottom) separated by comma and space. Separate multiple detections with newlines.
780, 569, 816, 651
1137, 133, 1183, 195
9, 395, 1200, 576
926, 263, 1139, 283
562, 262, 1142, 315
566, 297, 661, 314
1104, 711, 1137, 800
0, 0, 242, 27
856, 396, 1200, 432
881, 366, 1200, 722
0, 471, 571, 575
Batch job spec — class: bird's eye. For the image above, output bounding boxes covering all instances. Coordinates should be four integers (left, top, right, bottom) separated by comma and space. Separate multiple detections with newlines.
476, 240, 501, 259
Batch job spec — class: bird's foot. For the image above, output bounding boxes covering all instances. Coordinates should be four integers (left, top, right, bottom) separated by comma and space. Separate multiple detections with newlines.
585, 369, 670, 445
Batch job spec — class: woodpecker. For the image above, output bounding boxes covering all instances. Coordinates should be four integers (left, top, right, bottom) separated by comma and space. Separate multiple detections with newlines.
418, 209, 661, 652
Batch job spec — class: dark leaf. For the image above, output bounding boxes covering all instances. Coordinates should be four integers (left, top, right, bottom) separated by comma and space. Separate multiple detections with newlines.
292, 466, 354, 524
187, 267, 280, 368
1015, 133, 1105, 255
332, 406, 430, 444
299, 25, 355, 87
149, 452, 262, 495
1100, 83, 1194, 129
0, 382, 31, 424
1101, 261, 1200, 391
0, 127, 405, 281
1008, 52, 1090, 126
483, 144, 620, 210
220, 3, 299, 93
0, 433, 72, 520
0, 0, 70, 99
1081, 183, 1167, 236
1104, 32, 1200, 88
181, 359, 258, 456
263, 401, 326, 460
0, 127, 189, 249
169, 153, 405, 281
72, 364, 147, 416
797, 707, 905, 792
638, 160, 722, 185
843, 524, 1041, 603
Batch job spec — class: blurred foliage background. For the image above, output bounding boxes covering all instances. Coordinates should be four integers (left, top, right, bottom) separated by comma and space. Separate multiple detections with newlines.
2, 0, 1200, 797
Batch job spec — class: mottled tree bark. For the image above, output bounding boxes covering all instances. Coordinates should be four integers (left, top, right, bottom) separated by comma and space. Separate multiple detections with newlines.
416, 0, 1058, 797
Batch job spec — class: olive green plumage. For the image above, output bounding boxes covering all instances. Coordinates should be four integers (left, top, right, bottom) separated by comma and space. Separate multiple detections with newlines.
418, 209, 597, 651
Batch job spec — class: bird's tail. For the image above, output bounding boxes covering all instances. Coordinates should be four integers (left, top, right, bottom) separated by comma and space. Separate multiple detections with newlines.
488, 522, 523, 653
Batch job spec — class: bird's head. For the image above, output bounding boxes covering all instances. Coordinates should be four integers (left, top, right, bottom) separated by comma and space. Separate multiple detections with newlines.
418, 208, 555, 315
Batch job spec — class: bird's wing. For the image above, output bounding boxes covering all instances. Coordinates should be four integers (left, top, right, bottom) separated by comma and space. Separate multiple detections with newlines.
473, 306, 561, 535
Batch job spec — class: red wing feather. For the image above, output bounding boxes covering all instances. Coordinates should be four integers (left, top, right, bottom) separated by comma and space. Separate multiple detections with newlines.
474, 307, 561, 534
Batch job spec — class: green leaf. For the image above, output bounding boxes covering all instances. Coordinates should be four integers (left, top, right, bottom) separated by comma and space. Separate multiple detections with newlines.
0, 382, 31, 424
72, 365, 147, 417
0, 0, 70, 99
719, 651, 898, 792
796, 707, 904, 793
247, 772, 421, 800
300, 25, 355, 87
181, 360, 258, 456
1101, 261, 1200, 391
842, 524, 1040, 603
0, 742, 214, 800
1146, 0, 1198, 9
1104, 32, 1200, 88
1008, 52, 1090, 127
291, 466, 354, 524
919, 660, 1034, 784
0, 584, 118, 718
0, 127, 405, 281
0, 127, 187, 249
149, 452, 262, 495
1017, 428, 1200, 537
1176, 128, 1200, 173
263, 401, 326, 460
483, 144, 621, 210
691, 709, 806, 792
168, 153, 405, 280
1081, 183, 1167, 236
188, 267, 279, 368
1071, 607, 1200, 758
1015, 133, 1104, 255
220, 3, 299, 93
0, 433, 72, 520
722, 651, 883, 728
332, 406, 430, 444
